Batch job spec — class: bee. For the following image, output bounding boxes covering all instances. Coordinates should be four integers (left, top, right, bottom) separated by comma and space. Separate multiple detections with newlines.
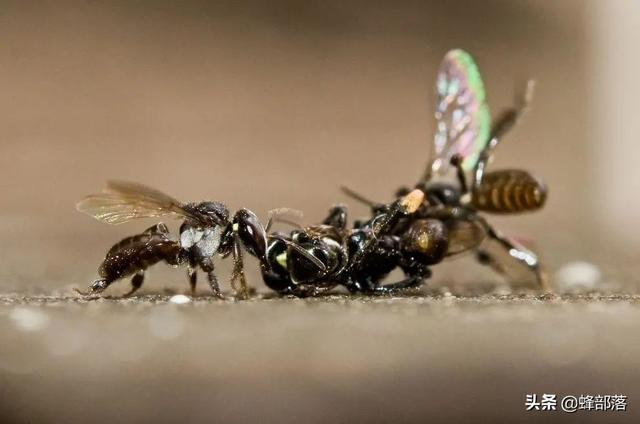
76, 181, 270, 298
260, 189, 446, 296
343, 49, 549, 290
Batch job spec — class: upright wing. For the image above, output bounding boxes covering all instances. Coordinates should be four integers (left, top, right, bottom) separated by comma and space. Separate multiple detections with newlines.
77, 180, 192, 225
429, 49, 491, 177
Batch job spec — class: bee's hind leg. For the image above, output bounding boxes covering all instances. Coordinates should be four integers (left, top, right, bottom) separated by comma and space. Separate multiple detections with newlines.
122, 271, 145, 297
200, 258, 224, 300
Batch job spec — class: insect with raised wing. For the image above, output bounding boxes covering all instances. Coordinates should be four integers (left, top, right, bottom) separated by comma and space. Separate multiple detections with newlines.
343, 49, 549, 290
76, 181, 271, 298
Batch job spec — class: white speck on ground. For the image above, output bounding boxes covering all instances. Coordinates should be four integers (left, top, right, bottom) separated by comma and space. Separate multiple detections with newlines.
554, 261, 602, 292
169, 294, 192, 305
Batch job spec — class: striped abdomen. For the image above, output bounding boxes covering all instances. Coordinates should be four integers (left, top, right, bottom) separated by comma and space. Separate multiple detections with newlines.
472, 170, 547, 213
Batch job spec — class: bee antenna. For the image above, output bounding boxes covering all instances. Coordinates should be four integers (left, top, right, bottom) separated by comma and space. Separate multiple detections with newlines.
521, 79, 536, 108
266, 208, 303, 232
340, 186, 381, 209
449, 154, 469, 194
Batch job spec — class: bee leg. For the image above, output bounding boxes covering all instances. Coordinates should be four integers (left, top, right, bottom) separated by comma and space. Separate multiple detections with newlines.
489, 80, 535, 146
187, 267, 197, 296
321, 205, 348, 230
373, 277, 425, 295
74, 278, 112, 296
347, 271, 426, 296
185, 253, 198, 295
291, 284, 335, 298
374, 265, 431, 295
123, 271, 145, 297
230, 235, 249, 300
447, 154, 469, 195
477, 223, 550, 292
231, 209, 269, 298
340, 186, 385, 213
200, 258, 224, 299
473, 81, 535, 190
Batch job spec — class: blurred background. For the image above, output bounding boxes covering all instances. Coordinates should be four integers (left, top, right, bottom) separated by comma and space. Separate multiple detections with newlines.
1, 1, 640, 423
4, 0, 638, 292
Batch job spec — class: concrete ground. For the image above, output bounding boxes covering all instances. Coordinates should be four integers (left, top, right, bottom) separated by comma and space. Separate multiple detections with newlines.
1, 292, 638, 423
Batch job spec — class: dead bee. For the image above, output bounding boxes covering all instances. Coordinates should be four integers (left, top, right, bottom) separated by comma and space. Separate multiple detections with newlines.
76, 181, 269, 298
261, 189, 442, 296
344, 49, 549, 290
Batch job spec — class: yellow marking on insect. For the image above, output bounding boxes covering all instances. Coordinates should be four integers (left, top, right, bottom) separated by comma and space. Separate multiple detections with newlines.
232, 223, 239, 232
276, 252, 287, 268
400, 189, 425, 214
491, 187, 500, 210
513, 184, 524, 210
417, 232, 430, 252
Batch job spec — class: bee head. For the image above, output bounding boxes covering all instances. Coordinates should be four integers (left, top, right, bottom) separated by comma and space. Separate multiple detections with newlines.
424, 182, 461, 206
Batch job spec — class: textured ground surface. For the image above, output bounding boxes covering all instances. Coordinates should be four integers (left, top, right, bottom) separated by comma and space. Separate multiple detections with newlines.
1, 292, 639, 423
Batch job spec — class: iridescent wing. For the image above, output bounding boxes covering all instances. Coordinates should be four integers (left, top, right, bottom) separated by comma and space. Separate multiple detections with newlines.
429, 49, 491, 177
77, 180, 194, 225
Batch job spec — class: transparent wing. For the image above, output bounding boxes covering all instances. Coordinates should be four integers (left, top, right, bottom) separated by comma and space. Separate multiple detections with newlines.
445, 218, 487, 257
76, 180, 189, 225
430, 49, 491, 177
476, 235, 542, 288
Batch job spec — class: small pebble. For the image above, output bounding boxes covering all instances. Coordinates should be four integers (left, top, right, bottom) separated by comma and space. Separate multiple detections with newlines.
554, 261, 601, 292
169, 294, 192, 305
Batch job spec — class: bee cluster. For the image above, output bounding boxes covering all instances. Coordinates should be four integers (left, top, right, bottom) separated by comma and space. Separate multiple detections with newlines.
76, 49, 548, 299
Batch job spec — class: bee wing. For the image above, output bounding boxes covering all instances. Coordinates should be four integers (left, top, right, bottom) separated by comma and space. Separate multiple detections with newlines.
429, 49, 491, 178
477, 235, 543, 287
445, 218, 487, 257
77, 180, 192, 225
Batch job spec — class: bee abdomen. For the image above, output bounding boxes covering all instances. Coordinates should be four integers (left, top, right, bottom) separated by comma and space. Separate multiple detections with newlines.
99, 235, 181, 280
472, 170, 547, 213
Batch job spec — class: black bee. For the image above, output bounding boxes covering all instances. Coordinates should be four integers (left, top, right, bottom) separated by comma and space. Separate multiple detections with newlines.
259, 50, 550, 296
344, 49, 549, 289
76, 181, 269, 298
261, 189, 450, 296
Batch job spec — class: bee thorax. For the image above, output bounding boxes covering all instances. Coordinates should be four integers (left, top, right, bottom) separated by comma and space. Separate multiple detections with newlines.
180, 225, 222, 258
